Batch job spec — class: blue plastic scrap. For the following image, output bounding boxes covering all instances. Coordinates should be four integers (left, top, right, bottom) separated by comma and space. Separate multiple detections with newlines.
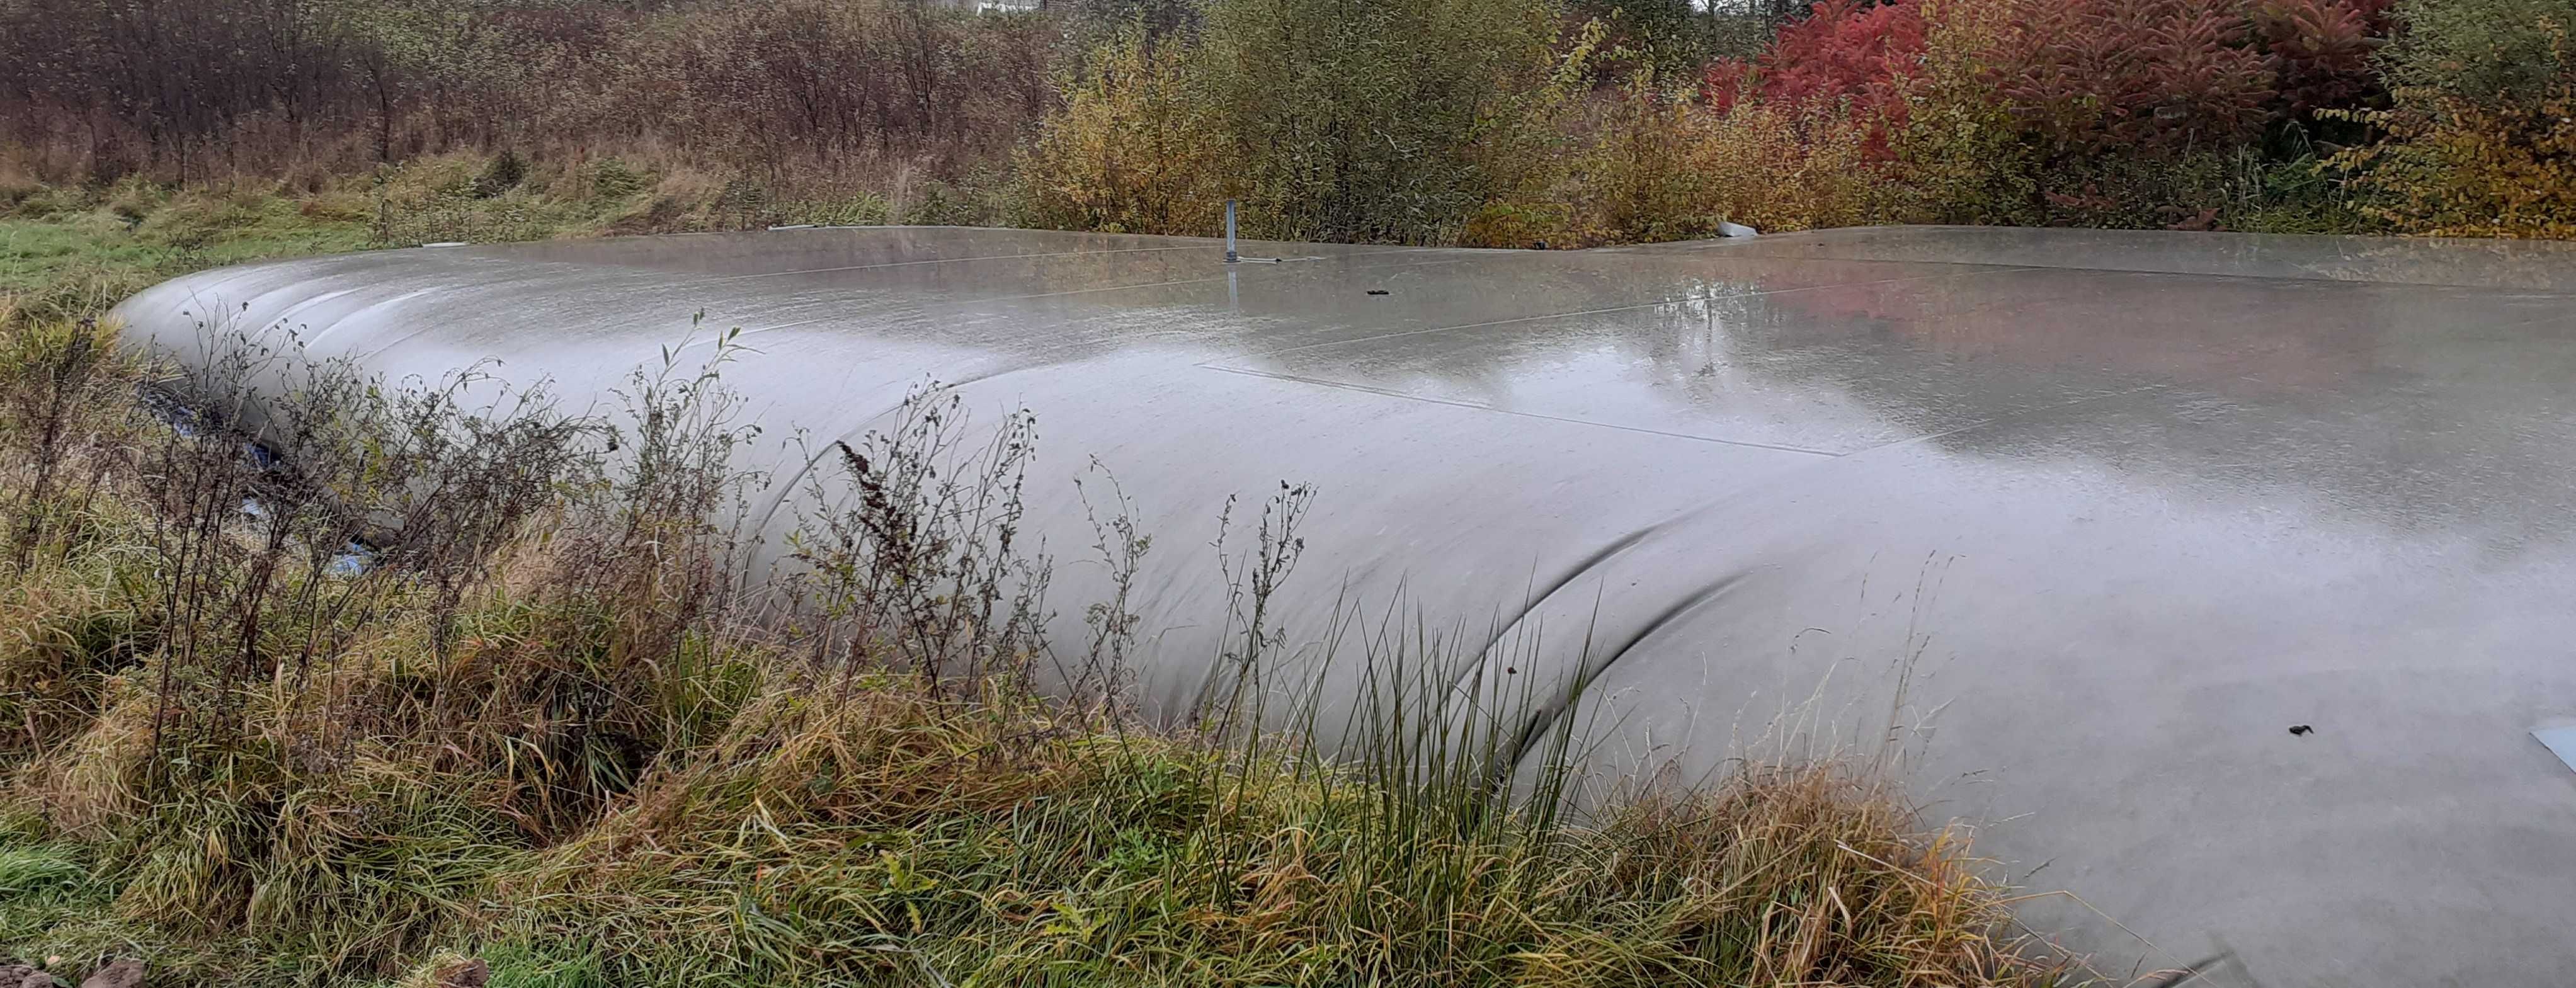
2534, 725, 2576, 775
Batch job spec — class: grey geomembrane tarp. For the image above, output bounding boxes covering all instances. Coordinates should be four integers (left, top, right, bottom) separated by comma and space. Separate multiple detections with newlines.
115, 225, 2576, 985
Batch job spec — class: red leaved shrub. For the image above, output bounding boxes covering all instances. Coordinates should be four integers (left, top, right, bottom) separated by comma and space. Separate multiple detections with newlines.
1715, 0, 2391, 157
1988, 0, 2275, 158
2254, 0, 2395, 118
1706, 0, 1929, 120
1685, 0, 2402, 230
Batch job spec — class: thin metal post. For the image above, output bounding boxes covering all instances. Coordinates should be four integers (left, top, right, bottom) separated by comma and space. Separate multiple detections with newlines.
1224, 200, 1239, 263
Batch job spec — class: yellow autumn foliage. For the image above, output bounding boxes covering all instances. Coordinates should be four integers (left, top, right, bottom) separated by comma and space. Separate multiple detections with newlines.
1510, 77, 1876, 248
1016, 34, 1231, 237
2330, 85, 2576, 239
2330, 2, 2576, 239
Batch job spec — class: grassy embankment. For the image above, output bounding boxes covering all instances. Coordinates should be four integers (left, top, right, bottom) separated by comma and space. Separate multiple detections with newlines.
1, 152, 983, 329
0, 203, 2073, 987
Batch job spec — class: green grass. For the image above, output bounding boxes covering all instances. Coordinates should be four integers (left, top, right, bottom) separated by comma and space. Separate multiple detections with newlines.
1, 171, 411, 326
0, 151, 1010, 330
0, 207, 372, 323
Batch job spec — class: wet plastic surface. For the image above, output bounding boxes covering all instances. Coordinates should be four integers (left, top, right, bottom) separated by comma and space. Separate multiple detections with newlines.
115, 225, 2576, 986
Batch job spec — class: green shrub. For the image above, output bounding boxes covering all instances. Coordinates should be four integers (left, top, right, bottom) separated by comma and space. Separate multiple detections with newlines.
1018, 28, 1234, 236
2330, 0, 2576, 236
587, 160, 647, 202
472, 151, 528, 199
1195, 0, 1564, 243
2381, 0, 2576, 106
1559, 77, 1880, 244
1028, 0, 1593, 244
